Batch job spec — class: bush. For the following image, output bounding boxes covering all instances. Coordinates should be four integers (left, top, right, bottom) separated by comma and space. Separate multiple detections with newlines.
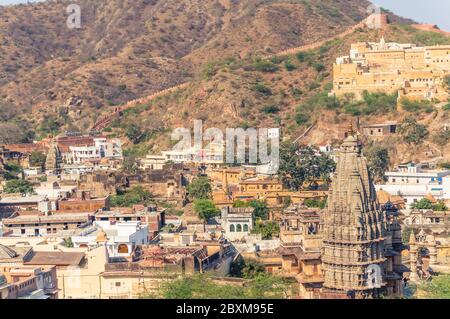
304, 198, 327, 209
262, 105, 280, 114
110, 186, 154, 207
294, 108, 310, 125
252, 58, 278, 73
4, 179, 35, 195
342, 91, 397, 116
284, 60, 297, 71
296, 51, 313, 63
290, 88, 303, 98
312, 62, 325, 73
399, 116, 429, 145
400, 98, 434, 113
251, 83, 272, 95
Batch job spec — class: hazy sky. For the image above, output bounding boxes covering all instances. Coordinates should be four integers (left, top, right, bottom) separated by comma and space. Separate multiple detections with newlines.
374, 0, 450, 31
0, 0, 449, 31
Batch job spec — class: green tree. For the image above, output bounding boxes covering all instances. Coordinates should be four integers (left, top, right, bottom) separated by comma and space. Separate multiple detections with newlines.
145, 273, 288, 299
410, 198, 433, 210
433, 201, 448, 211
279, 143, 336, 191
187, 177, 212, 200
304, 198, 327, 209
230, 257, 266, 279
233, 200, 269, 220
4, 179, 35, 195
249, 200, 269, 220
193, 199, 220, 231
2, 162, 23, 180
399, 116, 429, 145
253, 220, 280, 240
125, 124, 148, 144
412, 199, 449, 211
365, 145, 390, 182
29, 151, 47, 168
110, 186, 153, 207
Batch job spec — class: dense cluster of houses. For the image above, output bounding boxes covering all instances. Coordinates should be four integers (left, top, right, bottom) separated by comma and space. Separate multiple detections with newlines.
2, 126, 450, 299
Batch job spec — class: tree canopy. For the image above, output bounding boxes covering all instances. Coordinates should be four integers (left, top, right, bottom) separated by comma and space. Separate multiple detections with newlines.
29, 151, 47, 168
233, 199, 269, 220
279, 143, 335, 191
193, 199, 220, 224
187, 176, 212, 201
399, 116, 428, 145
410, 198, 447, 211
365, 145, 390, 182
4, 179, 35, 195
252, 220, 280, 240
110, 186, 153, 207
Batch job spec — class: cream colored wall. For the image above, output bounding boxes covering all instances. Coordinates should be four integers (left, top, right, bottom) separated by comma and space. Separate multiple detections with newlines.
333, 43, 450, 101
58, 245, 108, 299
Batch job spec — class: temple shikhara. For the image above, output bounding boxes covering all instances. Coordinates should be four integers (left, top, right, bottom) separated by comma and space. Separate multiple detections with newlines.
332, 38, 450, 102
320, 129, 405, 298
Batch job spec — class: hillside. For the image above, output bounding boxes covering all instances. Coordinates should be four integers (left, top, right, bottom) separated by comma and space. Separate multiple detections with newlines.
0, 0, 375, 135
2, 0, 448, 168
104, 22, 450, 167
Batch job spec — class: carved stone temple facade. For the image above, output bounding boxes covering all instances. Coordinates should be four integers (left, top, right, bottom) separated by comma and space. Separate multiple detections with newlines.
321, 131, 405, 299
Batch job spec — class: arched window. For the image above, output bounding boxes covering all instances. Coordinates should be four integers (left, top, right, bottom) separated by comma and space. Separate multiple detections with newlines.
236, 224, 242, 232
243, 224, 249, 232
118, 244, 129, 254
230, 224, 235, 232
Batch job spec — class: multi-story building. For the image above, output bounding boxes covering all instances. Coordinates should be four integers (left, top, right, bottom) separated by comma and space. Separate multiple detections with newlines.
375, 162, 450, 207
332, 38, 450, 102
220, 207, 254, 241
0, 265, 58, 299
2, 212, 92, 237
70, 221, 148, 260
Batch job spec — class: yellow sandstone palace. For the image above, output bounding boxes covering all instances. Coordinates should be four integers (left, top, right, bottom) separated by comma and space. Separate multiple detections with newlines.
331, 38, 450, 102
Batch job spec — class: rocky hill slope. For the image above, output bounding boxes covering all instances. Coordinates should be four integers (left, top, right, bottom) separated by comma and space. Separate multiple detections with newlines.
3, 0, 449, 168
0, 0, 373, 134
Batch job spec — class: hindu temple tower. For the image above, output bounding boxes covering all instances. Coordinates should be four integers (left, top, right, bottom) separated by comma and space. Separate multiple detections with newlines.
321, 129, 404, 298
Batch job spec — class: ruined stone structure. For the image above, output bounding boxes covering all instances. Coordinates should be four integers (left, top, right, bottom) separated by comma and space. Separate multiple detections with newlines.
321, 130, 404, 298
332, 38, 450, 103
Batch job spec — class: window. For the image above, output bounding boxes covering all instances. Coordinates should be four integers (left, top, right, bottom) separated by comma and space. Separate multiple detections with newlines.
230, 225, 235, 233
115, 282, 121, 287
236, 224, 242, 232
243, 224, 249, 232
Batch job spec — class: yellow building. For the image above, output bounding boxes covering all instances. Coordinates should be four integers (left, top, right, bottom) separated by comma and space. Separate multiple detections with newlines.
332, 38, 450, 102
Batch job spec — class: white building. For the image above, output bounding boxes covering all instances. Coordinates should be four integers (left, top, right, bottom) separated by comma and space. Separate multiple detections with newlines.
139, 155, 166, 170
162, 140, 224, 164
94, 137, 123, 159
70, 145, 100, 164
35, 182, 77, 200
71, 221, 148, 259
220, 207, 254, 242
375, 162, 450, 207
